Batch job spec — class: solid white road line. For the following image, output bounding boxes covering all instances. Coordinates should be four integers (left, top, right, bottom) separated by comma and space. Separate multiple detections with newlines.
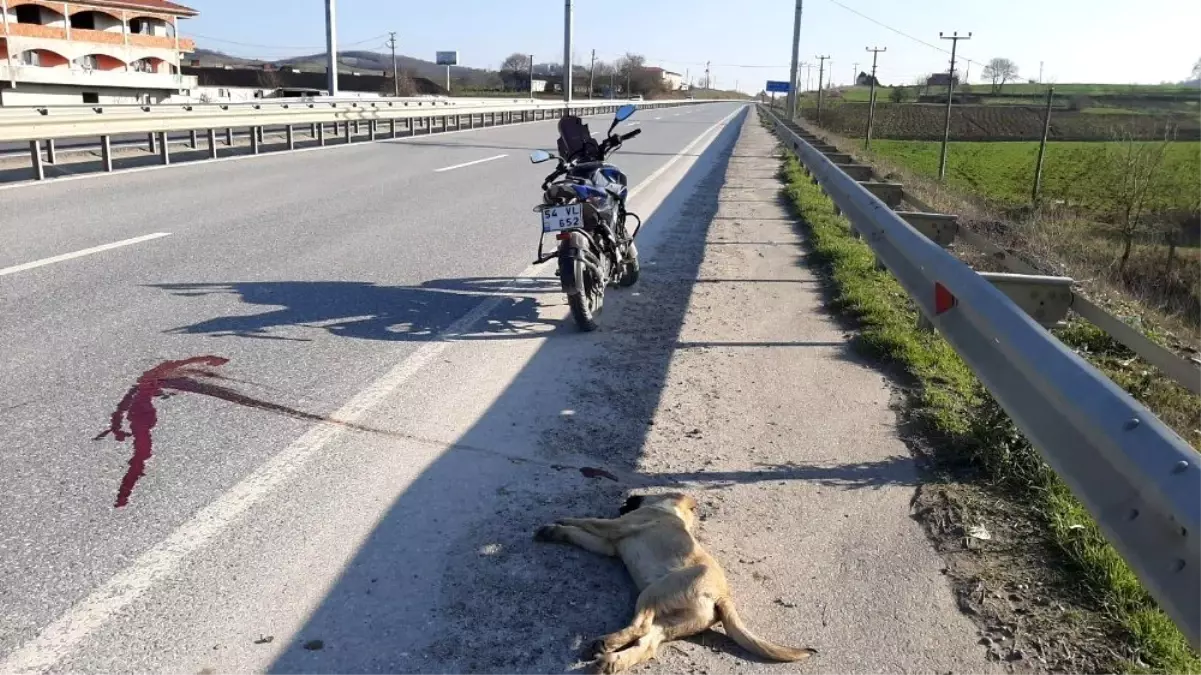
0, 233, 171, 277
0, 103, 748, 675
432, 154, 508, 173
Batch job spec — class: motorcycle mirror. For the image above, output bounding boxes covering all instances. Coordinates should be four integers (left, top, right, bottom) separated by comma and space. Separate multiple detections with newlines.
529, 149, 554, 164
614, 104, 636, 122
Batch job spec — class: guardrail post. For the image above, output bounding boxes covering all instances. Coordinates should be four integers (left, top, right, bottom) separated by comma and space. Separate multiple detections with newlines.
310, 122, 317, 138
257, 127, 265, 144
189, 130, 198, 149
45, 139, 56, 164
148, 133, 157, 154
101, 135, 113, 171
369, 120, 377, 141
158, 131, 170, 165
251, 127, 260, 154
206, 129, 217, 159
390, 119, 397, 138
225, 128, 233, 146
29, 141, 45, 180
343, 122, 351, 143
286, 124, 295, 150
317, 123, 326, 146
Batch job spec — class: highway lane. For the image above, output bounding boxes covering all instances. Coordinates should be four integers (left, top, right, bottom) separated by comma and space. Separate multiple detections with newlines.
0, 101, 746, 663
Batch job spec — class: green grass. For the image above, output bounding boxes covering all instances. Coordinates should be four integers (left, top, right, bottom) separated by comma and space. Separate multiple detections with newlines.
779, 151, 1200, 674
868, 140, 1201, 209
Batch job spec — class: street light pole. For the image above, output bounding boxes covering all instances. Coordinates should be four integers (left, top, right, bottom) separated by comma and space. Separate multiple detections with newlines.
786, 0, 803, 117
563, 0, 573, 105
324, 0, 338, 96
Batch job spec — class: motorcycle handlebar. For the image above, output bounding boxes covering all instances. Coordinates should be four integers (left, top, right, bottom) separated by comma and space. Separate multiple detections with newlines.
619, 128, 642, 141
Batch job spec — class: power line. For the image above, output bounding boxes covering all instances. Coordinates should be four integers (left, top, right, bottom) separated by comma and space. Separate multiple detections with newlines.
824, 0, 979, 67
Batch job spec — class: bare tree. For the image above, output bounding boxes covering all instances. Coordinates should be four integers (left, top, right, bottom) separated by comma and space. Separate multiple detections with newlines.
500, 53, 531, 74
982, 57, 1019, 94
1070, 129, 1175, 273
1191, 57, 1201, 81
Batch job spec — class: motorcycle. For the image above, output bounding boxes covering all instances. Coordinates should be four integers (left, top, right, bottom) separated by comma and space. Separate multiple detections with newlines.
529, 104, 643, 331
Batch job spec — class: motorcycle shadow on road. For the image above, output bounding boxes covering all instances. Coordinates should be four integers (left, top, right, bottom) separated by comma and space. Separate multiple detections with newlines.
152, 276, 573, 342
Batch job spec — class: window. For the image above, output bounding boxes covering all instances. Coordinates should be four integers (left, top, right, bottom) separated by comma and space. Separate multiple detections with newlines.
82, 92, 99, 104
20, 50, 41, 66
128, 17, 145, 34
70, 12, 96, 30
15, 5, 40, 24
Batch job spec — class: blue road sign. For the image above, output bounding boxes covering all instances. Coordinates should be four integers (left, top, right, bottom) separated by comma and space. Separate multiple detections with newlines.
766, 80, 791, 93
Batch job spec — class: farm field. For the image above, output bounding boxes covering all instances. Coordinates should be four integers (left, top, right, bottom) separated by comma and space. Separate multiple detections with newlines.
799, 101, 1199, 141
869, 139, 1201, 208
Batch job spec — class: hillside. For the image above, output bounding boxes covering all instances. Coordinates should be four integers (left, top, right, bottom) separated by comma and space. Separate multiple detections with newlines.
185, 48, 502, 89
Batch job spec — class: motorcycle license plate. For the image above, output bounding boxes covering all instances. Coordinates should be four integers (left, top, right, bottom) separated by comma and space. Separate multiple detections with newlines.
541, 204, 583, 232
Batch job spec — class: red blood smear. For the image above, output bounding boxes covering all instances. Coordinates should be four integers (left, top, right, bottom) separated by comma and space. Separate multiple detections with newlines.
99, 356, 625, 507
96, 356, 229, 507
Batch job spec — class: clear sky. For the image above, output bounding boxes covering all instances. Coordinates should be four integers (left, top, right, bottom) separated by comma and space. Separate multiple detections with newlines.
181, 0, 1201, 92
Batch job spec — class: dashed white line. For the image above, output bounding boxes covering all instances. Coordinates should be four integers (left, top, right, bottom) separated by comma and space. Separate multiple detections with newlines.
433, 154, 508, 173
0, 233, 172, 277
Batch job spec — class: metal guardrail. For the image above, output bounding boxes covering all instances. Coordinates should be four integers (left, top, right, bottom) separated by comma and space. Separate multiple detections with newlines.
0, 98, 730, 181
761, 105, 1200, 649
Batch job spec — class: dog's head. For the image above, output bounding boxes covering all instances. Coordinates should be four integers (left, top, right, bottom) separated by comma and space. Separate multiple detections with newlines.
619, 492, 698, 528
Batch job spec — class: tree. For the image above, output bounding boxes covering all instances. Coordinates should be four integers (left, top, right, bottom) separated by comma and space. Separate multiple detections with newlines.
982, 57, 1019, 94
889, 86, 909, 103
1066, 129, 1176, 274
1191, 57, 1201, 81
613, 53, 665, 97
500, 53, 531, 74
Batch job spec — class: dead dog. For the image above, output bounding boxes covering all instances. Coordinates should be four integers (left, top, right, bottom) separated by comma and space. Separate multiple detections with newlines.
535, 492, 817, 673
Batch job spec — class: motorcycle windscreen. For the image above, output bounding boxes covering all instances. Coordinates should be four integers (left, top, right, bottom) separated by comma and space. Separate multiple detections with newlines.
556, 116, 601, 161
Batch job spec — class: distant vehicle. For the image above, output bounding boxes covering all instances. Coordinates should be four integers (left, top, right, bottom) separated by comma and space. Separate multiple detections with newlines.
629, 94, 643, 101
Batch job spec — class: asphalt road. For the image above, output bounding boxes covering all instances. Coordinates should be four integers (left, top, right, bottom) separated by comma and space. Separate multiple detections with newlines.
0, 102, 749, 671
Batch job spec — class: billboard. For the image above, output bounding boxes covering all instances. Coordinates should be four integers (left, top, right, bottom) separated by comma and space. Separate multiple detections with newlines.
765, 80, 791, 93
435, 51, 459, 66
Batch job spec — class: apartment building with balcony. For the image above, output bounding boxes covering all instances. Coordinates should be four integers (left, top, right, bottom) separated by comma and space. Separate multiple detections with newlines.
0, 0, 197, 106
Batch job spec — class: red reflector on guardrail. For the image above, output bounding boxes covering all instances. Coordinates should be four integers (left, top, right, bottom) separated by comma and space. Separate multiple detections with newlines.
934, 282, 957, 315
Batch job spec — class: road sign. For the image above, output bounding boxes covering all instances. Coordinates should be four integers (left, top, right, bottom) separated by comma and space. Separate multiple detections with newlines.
435, 51, 459, 66
766, 80, 791, 93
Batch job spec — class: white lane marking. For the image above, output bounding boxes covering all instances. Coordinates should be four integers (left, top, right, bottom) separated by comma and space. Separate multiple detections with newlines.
0, 103, 747, 675
653, 116, 662, 120
432, 153, 508, 173
0, 233, 171, 277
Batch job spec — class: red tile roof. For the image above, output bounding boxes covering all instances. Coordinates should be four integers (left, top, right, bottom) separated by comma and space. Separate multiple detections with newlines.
86, 0, 199, 17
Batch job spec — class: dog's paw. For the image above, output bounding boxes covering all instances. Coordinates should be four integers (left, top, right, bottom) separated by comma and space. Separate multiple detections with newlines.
594, 652, 622, 675
589, 638, 609, 657
533, 525, 559, 542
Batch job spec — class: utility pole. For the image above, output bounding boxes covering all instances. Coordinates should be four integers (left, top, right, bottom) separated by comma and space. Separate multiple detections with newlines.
1032, 86, 1055, 204
937, 31, 971, 181
324, 0, 338, 96
562, 0, 573, 104
610, 71, 616, 99
588, 48, 596, 99
864, 46, 886, 148
387, 32, 398, 96
1039, 60, 1044, 84
815, 54, 829, 124
852, 62, 859, 86
626, 68, 631, 98
786, 0, 803, 118
528, 54, 535, 99
705, 60, 711, 89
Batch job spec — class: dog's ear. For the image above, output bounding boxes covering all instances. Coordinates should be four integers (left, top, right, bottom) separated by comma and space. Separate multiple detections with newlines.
619, 495, 644, 515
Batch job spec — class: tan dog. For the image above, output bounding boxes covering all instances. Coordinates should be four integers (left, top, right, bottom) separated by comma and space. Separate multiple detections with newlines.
535, 492, 817, 673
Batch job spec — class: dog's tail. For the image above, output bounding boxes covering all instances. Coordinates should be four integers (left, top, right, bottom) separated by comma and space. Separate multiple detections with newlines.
716, 597, 817, 662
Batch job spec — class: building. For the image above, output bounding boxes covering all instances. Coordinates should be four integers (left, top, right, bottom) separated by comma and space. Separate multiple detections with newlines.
925, 72, 959, 89
0, 0, 198, 106
642, 66, 685, 91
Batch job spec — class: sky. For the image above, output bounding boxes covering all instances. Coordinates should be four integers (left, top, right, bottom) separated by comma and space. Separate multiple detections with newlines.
181, 0, 1201, 93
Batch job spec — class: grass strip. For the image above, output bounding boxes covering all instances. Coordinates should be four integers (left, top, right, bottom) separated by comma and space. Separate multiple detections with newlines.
780, 152, 1199, 674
